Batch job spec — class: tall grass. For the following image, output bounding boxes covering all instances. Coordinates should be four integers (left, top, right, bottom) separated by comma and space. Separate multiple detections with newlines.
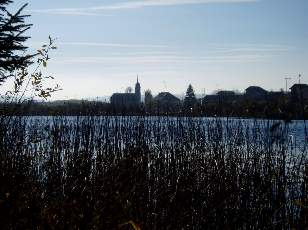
0, 116, 307, 229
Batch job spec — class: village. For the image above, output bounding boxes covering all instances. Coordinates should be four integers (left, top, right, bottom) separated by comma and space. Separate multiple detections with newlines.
109, 77, 308, 117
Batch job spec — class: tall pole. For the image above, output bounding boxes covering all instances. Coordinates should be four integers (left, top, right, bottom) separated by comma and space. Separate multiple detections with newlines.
285, 77, 291, 93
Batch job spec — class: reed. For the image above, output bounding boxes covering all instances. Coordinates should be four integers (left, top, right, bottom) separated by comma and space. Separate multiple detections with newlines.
0, 116, 307, 229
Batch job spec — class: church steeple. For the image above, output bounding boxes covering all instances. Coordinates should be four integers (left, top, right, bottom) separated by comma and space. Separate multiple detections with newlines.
135, 75, 141, 103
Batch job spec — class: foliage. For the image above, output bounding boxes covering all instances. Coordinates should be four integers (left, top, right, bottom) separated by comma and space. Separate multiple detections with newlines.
144, 89, 153, 113
3, 36, 61, 103
0, 0, 61, 104
144, 89, 152, 105
184, 84, 197, 112
0, 0, 32, 83
126, 86, 133, 94
0, 116, 307, 229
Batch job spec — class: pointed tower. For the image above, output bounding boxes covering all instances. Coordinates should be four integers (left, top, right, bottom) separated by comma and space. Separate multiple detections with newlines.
135, 75, 141, 103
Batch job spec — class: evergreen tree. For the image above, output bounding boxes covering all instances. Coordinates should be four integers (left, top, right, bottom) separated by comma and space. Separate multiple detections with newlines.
184, 84, 197, 112
0, 0, 32, 83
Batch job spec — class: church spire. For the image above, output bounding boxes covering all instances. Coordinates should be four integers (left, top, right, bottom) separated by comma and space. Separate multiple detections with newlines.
135, 75, 141, 103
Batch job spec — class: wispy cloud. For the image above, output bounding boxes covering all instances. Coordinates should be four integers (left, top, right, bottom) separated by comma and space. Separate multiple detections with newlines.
26, 41, 168, 49
51, 53, 274, 66
45, 42, 290, 65
28, 41, 292, 53
57, 42, 168, 49
27, 9, 109, 17
28, 0, 259, 16
205, 43, 294, 54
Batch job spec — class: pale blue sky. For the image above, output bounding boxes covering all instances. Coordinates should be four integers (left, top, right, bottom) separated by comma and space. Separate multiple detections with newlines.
12, 0, 308, 99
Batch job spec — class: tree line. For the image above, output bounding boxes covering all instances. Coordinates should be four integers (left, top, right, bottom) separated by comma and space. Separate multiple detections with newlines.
1, 84, 307, 120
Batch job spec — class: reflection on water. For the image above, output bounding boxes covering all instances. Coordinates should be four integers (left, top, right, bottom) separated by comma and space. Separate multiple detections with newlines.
25, 116, 308, 150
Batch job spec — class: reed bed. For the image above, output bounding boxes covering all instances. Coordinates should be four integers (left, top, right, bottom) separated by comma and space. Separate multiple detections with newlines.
0, 116, 307, 229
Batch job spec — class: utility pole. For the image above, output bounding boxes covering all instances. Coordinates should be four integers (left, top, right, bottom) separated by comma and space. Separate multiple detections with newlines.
284, 77, 291, 93
299, 74, 302, 84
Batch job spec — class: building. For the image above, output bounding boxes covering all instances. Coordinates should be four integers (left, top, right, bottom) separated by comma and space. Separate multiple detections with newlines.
203, 95, 220, 104
154, 92, 181, 104
245, 86, 268, 100
217, 90, 236, 97
153, 92, 181, 112
290, 84, 308, 101
110, 78, 141, 107
204, 90, 242, 104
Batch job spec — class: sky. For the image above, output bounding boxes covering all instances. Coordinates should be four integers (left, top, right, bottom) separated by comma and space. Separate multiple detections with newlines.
9, 0, 308, 100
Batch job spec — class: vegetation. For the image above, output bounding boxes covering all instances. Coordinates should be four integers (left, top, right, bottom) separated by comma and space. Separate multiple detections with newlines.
144, 90, 153, 109
0, 0, 32, 83
183, 84, 197, 113
0, 116, 307, 229
1, 94, 307, 120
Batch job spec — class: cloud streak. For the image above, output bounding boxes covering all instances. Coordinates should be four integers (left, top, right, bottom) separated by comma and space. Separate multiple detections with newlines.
43, 42, 289, 65
52, 53, 275, 66
57, 42, 168, 49
26, 41, 168, 50
28, 0, 259, 16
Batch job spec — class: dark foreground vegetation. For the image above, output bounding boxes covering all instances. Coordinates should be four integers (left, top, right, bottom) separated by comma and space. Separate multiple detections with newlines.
0, 116, 308, 229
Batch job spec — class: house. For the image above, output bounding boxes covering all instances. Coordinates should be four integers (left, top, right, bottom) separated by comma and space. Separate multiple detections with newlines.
290, 84, 308, 101
110, 79, 141, 107
245, 86, 268, 100
204, 91, 242, 104
203, 95, 220, 104
154, 92, 181, 105
153, 92, 181, 112
110, 93, 139, 107
217, 90, 236, 97
217, 91, 242, 103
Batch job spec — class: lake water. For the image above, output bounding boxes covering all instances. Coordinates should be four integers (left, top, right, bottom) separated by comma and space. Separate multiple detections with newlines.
22, 116, 308, 151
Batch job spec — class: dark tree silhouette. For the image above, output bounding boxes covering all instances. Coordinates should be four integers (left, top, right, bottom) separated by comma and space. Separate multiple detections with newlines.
184, 84, 197, 112
0, 0, 32, 84
125, 86, 133, 93
144, 89, 153, 113
144, 89, 153, 105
